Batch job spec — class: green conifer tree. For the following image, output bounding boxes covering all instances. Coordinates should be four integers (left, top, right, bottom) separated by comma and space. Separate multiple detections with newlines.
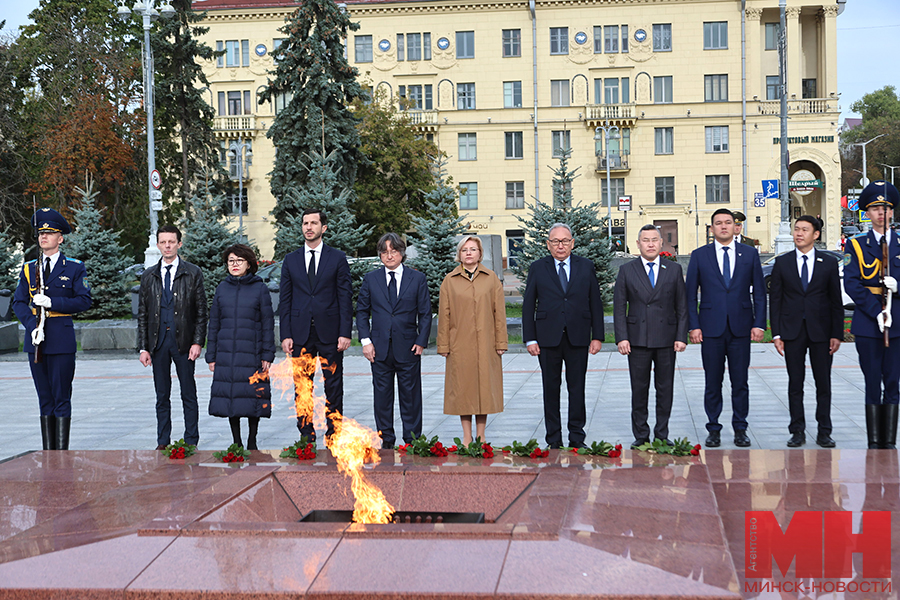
65, 175, 132, 319
259, 0, 367, 245
512, 148, 614, 302
409, 157, 468, 312
179, 186, 242, 305
152, 0, 225, 220
0, 228, 22, 292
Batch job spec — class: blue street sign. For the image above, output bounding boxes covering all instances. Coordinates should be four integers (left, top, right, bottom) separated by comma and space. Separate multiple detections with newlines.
754, 192, 765, 208
849, 196, 859, 211
762, 179, 779, 199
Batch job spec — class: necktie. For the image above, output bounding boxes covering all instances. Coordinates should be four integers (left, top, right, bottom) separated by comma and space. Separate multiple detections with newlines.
558, 261, 568, 292
308, 249, 316, 290
164, 264, 172, 295
722, 247, 731, 288
801, 255, 809, 292
388, 271, 398, 308
647, 262, 655, 288
43, 257, 51, 285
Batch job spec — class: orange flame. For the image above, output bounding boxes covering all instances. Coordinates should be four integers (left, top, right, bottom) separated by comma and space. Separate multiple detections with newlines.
257, 353, 394, 524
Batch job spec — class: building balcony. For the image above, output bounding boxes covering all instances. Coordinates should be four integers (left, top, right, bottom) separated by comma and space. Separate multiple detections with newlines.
595, 153, 630, 172
404, 109, 439, 131
756, 98, 839, 116
214, 115, 261, 137
584, 104, 637, 128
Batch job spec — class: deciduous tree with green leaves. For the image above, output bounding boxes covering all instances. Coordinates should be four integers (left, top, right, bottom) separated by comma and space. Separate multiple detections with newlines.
409, 157, 468, 312
511, 148, 613, 302
841, 86, 900, 193
351, 87, 439, 253
259, 0, 367, 247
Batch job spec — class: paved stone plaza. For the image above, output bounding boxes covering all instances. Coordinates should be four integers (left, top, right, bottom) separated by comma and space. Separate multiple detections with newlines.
0, 343, 870, 459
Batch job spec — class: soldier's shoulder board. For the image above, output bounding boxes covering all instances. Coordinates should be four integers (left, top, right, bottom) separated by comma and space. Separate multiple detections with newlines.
66, 257, 83, 264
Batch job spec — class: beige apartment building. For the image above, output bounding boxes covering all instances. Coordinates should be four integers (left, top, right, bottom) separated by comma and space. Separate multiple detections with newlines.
193, 0, 844, 260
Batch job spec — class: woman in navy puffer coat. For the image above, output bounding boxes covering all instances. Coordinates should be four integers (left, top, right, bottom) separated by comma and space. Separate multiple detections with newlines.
206, 244, 275, 450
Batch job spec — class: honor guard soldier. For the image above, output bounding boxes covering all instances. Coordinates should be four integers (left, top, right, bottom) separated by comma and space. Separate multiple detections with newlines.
12, 208, 92, 450
843, 180, 900, 449
733, 211, 759, 247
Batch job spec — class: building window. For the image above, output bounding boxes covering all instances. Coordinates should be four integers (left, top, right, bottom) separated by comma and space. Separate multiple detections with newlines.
400, 84, 433, 110
551, 130, 571, 158
505, 132, 524, 159
653, 76, 673, 103
407, 33, 422, 60
274, 91, 293, 115
456, 31, 475, 58
600, 178, 625, 207
622, 25, 628, 52
766, 75, 781, 100
504, 81, 522, 108
655, 177, 675, 204
802, 78, 817, 99
220, 40, 250, 67
604, 25, 619, 53
653, 24, 672, 52
551, 80, 570, 106
220, 90, 252, 116
654, 127, 673, 155
273, 38, 286, 62
704, 74, 728, 102
596, 78, 630, 104
593, 26, 602, 53
705, 126, 729, 153
354, 36, 373, 62
424, 33, 432, 60
396, 34, 405, 61
459, 182, 478, 209
765, 23, 780, 51
703, 21, 727, 49
503, 29, 521, 57
506, 182, 525, 209
595, 128, 631, 158
458, 133, 477, 161
706, 175, 730, 203
457, 83, 476, 110
550, 27, 568, 55
227, 187, 249, 215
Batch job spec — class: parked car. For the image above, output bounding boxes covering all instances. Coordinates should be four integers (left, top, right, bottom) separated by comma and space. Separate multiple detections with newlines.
842, 225, 862, 236
761, 250, 854, 310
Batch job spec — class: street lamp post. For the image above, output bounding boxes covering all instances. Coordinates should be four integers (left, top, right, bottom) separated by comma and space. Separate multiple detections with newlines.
228, 139, 252, 241
117, 0, 175, 268
881, 163, 899, 187
594, 121, 620, 245
848, 133, 885, 189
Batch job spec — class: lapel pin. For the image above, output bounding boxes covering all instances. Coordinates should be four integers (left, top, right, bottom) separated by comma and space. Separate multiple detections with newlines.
59, 275, 70, 281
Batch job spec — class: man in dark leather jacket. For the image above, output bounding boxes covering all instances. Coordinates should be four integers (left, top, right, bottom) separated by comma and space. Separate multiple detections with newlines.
137, 225, 207, 450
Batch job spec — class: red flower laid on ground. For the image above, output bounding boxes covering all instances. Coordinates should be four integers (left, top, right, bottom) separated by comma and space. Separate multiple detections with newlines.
295, 443, 316, 460
447, 445, 458, 453
690, 444, 702, 456
213, 444, 250, 463
161, 439, 196, 460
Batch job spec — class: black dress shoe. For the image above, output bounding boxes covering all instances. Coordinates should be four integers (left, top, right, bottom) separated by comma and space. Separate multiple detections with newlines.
734, 430, 751, 447
655, 438, 674, 446
816, 434, 836, 448
705, 431, 721, 447
786, 433, 805, 448
156, 444, 167, 451
630, 438, 649, 449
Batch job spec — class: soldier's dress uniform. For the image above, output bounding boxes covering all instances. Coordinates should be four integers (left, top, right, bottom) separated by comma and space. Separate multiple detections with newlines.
12, 209, 92, 450
843, 180, 900, 449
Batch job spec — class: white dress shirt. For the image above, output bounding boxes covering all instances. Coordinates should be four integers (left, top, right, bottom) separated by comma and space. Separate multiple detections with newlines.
361, 264, 405, 347
642, 256, 661, 281
161, 255, 180, 280
796, 247, 815, 281
526, 256, 572, 346
304, 241, 323, 271
714, 240, 736, 279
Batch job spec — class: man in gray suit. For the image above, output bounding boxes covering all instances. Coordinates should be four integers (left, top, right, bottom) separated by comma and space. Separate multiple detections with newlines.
614, 224, 689, 448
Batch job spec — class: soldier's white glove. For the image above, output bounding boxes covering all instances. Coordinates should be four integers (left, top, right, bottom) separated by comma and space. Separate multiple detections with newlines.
32, 294, 52, 309
878, 310, 893, 332
886, 277, 898, 294
31, 328, 44, 346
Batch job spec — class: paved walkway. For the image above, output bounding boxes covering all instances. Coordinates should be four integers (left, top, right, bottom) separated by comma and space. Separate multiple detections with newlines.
0, 343, 871, 459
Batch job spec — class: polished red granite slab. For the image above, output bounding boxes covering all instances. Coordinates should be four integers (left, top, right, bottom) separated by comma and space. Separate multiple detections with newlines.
0, 449, 896, 599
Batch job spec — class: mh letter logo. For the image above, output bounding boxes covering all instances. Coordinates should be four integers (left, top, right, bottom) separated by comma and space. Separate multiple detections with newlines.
745, 511, 891, 579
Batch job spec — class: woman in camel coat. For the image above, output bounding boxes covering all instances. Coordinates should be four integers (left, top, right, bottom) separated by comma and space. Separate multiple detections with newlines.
437, 236, 508, 445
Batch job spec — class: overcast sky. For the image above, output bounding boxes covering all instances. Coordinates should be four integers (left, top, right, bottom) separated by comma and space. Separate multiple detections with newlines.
2, 0, 898, 120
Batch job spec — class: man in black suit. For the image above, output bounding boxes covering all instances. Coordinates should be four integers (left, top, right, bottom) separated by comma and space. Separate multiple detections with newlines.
770, 216, 843, 448
280, 209, 353, 442
523, 223, 604, 448
614, 224, 689, 448
356, 233, 432, 449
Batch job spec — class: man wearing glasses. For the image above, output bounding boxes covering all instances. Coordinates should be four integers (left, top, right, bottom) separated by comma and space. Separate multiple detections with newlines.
522, 223, 604, 448
137, 225, 208, 450
356, 233, 432, 449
